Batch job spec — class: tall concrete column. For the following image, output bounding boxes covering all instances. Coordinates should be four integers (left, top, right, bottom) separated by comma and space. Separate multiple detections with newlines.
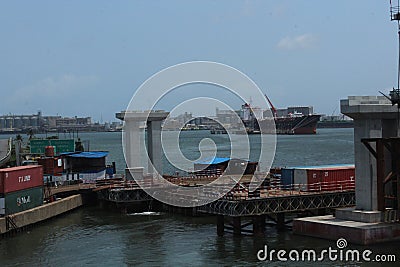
124, 119, 142, 169
147, 120, 163, 175
123, 119, 144, 180
341, 96, 400, 211
353, 119, 382, 210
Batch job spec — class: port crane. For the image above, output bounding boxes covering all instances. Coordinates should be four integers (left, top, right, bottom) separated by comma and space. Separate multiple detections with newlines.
264, 94, 277, 118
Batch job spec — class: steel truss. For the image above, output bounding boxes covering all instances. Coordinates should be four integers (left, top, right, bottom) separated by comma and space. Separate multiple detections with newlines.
198, 191, 355, 216
97, 188, 152, 203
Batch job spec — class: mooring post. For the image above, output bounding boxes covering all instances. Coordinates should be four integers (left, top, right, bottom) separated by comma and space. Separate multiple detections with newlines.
276, 213, 285, 231
232, 217, 241, 236
217, 215, 224, 237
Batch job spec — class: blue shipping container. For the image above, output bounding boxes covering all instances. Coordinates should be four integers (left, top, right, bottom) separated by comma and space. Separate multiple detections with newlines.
281, 168, 294, 189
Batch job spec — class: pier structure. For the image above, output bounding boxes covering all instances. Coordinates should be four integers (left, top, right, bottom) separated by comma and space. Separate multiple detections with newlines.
93, 174, 355, 234
198, 190, 355, 236
293, 96, 400, 244
116, 110, 169, 179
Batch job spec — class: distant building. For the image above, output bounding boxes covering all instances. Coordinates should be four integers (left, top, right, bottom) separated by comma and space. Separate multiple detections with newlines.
55, 116, 92, 127
0, 112, 43, 130
215, 108, 241, 124
0, 112, 102, 133
175, 112, 193, 124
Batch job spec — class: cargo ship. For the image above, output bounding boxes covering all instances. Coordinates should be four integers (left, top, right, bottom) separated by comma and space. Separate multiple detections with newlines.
241, 95, 321, 134
272, 113, 321, 134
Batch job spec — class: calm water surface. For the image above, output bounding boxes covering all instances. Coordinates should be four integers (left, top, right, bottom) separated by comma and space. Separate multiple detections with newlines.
0, 129, 399, 266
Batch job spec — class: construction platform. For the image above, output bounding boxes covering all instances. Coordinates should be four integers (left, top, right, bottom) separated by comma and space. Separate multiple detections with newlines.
293, 214, 400, 245
92, 178, 355, 236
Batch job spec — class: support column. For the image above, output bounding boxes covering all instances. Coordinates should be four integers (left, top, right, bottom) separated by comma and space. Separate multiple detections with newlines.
124, 120, 142, 169
217, 215, 224, 237
376, 139, 385, 211
353, 119, 382, 210
252, 215, 266, 235
276, 213, 285, 231
232, 217, 241, 236
147, 120, 162, 175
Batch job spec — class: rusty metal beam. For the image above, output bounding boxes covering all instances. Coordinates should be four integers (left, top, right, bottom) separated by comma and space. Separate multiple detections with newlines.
362, 137, 400, 213
376, 139, 386, 211
383, 171, 394, 184
361, 139, 377, 158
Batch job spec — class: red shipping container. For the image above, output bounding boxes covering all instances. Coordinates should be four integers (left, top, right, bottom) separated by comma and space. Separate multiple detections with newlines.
0, 165, 43, 194
306, 167, 355, 192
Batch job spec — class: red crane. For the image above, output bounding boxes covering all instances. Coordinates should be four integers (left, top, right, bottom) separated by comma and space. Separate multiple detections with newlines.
264, 94, 277, 118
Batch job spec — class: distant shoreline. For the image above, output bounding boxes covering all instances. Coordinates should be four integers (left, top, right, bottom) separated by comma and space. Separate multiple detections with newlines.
0, 129, 122, 135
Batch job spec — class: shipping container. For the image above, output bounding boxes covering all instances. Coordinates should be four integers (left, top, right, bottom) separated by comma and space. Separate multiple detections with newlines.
281, 168, 294, 189
293, 169, 310, 191
307, 167, 355, 192
287, 164, 355, 192
0, 186, 43, 215
0, 165, 44, 194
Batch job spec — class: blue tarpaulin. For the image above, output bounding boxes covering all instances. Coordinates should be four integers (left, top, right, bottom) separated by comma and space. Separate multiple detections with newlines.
195, 157, 230, 165
63, 151, 109, 158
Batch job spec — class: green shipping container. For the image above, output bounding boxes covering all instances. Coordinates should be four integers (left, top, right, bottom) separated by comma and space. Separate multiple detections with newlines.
3, 186, 43, 215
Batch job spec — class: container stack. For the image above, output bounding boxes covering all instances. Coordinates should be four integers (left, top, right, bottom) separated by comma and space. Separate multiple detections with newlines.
0, 165, 44, 216
280, 164, 355, 192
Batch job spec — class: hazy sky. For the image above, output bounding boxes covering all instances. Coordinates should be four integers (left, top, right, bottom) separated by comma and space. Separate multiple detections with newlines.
0, 1, 397, 121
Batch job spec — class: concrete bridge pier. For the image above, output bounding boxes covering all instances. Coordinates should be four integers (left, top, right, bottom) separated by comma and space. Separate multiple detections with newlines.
116, 111, 169, 180
293, 96, 400, 245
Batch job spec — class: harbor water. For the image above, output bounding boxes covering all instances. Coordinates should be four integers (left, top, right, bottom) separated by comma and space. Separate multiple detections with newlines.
0, 129, 399, 266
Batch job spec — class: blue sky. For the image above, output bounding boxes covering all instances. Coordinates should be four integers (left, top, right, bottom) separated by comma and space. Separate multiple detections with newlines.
0, 0, 397, 121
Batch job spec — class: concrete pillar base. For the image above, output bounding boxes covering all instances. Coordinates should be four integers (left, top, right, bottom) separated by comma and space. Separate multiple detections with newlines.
335, 207, 383, 223
293, 215, 400, 245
